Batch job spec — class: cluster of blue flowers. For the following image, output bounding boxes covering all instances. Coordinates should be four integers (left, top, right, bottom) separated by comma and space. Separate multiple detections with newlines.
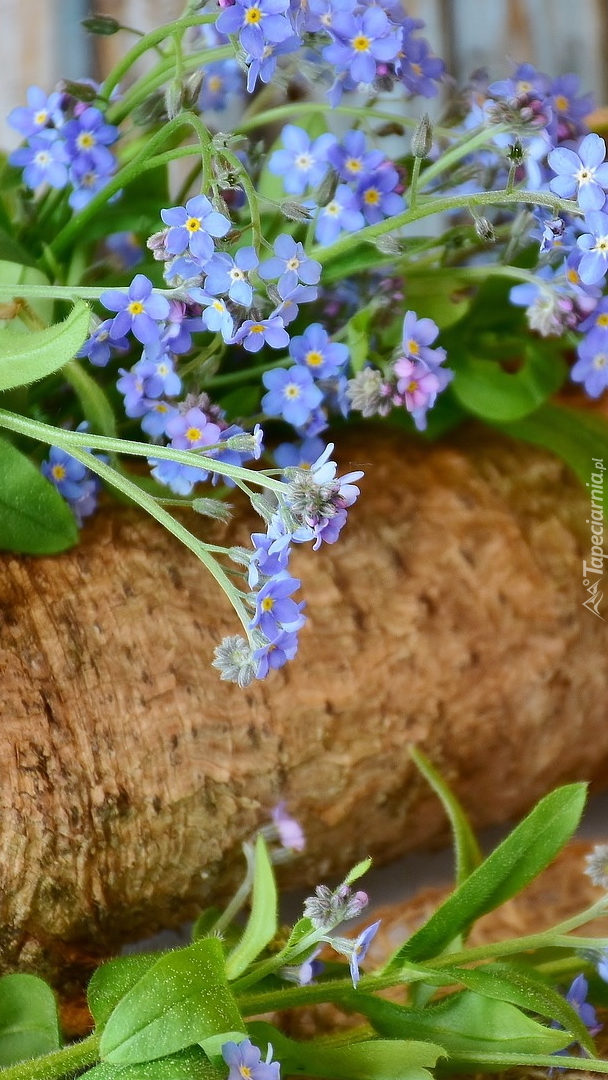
7, 84, 119, 209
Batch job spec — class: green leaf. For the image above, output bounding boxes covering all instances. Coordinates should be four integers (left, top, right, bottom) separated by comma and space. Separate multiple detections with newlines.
0, 301, 90, 391
99, 937, 245, 1065
226, 836, 278, 980
84, 1046, 223, 1080
409, 748, 482, 886
249, 1021, 444, 1080
343, 856, 373, 886
451, 344, 566, 422
0, 435, 78, 554
88, 955, 163, 1031
345, 306, 375, 374
64, 359, 117, 437
0, 973, 61, 1066
433, 962, 596, 1055
434, 1050, 608, 1073
385, 783, 586, 967
352, 990, 571, 1059
494, 401, 608, 496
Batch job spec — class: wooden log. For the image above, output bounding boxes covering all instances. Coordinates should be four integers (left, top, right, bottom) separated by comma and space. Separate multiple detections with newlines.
0, 425, 606, 988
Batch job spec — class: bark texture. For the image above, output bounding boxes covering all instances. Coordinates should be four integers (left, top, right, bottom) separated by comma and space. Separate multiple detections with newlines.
0, 425, 607, 986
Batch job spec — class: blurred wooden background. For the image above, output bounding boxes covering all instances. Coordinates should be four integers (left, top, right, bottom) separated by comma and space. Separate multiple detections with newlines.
1, 0, 607, 149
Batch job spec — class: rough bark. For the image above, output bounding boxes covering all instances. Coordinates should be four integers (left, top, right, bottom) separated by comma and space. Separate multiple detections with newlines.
0, 425, 607, 988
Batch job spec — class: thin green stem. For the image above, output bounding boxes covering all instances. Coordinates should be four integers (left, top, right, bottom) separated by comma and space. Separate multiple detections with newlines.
0, 410, 286, 494
107, 44, 232, 126
408, 156, 422, 212
0, 1034, 99, 1080
309, 189, 582, 267
100, 13, 214, 101
219, 147, 263, 249
415, 123, 511, 193
234, 101, 455, 139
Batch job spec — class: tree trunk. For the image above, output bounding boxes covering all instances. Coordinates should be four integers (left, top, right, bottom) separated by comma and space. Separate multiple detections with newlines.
0, 424, 606, 990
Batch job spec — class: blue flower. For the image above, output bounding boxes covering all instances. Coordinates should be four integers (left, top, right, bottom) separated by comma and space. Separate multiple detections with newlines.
327, 129, 384, 183
77, 319, 129, 368
233, 316, 290, 353
348, 920, 381, 986
188, 290, 235, 341
216, 0, 292, 59
268, 125, 336, 194
274, 435, 326, 470
548, 133, 608, 212
314, 184, 365, 244
395, 28, 445, 96
289, 323, 349, 378
250, 571, 305, 638
101, 274, 171, 345
68, 157, 116, 210
357, 165, 405, 225
571, 335, 608, 397
322, 8, 401, 86
203, 246, 259, 306
10, 131, 69, 190
41, 438, 101, 527
198, 60, 244, 111
7, 85, 63, 138
269, 278, 318, 326
161, 194, 231, 267
577, 210, 608, 285
254, 628, 301, 678
244, 35, 301, 92
222, 1039, 280, 1080
258, 234, 322, 292
62, 106, 119, 172
262, 366, 324, 426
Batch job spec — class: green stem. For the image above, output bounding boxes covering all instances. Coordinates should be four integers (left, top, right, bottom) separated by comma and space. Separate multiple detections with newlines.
309, 189, 582, 266
107, 43, 232, 126
0, 410, 286, 494
0, 1034, 99, 1080
101, 13, 214, 101
415, 123, 511, 193
234, 101, 455, 139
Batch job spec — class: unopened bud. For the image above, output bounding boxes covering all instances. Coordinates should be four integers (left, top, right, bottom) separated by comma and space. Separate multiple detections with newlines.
316, 168, 339, 206
507, 140, 524, 164
58, 79, 98, 102
281, 201, 314, 223
411, 113, 433, 158
81, 15, 121, 34
474, 216, 496, 243
191, 498, 234, 522
374, 234, 404, 255
164, 79, 184, 121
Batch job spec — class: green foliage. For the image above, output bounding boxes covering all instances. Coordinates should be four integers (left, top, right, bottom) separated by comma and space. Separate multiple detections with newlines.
409, 748, 482, 886
0, 435, 78, 553
496, 401, 608, 496
384, 783, 586, 968
0, 974, 61, 1066
0, 300, 90, 392
226, 836, 278, 980
99, 937, 246, 1065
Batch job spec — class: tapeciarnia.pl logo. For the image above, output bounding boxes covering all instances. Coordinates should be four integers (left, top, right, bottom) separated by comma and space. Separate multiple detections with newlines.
582, 457, 606, 620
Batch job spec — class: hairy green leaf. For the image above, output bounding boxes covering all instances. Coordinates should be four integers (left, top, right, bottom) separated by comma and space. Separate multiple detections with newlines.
0, 300, 90, 391
0, 974, 61, 1066
226, 836, 278, 980
0, 435, 78, 553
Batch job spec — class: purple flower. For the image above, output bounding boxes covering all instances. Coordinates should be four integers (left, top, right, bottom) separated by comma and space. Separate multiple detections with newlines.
116, 365, 148, 418
140, 399, 179, 437
322, 8, 401, 86
401, 310, 444, 366
548, 133, 608, 212
550, 74, 595, 141
222, 1039, 280, 1080
203, 246, 259, 306
232, 316, 290, 353
289, 323, 349, 377
7, 85, 63, 138
274, 435, 326, 469
314, 184, 365, 244
244, 35, 301, 92
9, 131, 69, 190
268, 125, 336, 194
198, 60, 244, 111
271, 801, 305, 851
258, 234, 322, 292
248, 522, 292, 587
254, 628, 301, 678
216, 0, 292, 59
393, 357, 453, 431
106, 231, 144, 270
356, 165, 405, 225
68, 157, 115, 210
269, 278, 318, 327
577, 210, 608, 285
165, 408, 222, 451
262, 366, 324, 426
395, 29, 444, 96
102, 274, 170, 345
161, 194, 231, 267
348, 921, 381, 986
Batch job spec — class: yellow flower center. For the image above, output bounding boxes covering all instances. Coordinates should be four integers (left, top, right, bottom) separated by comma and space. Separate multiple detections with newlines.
212, 300, 226, 312
286, 256, 300, 270
364, 188, 380, 205
325, 201, 340, 217
295, 152, 313, 171
34, 110, 48, 126
567, 268, 580, 284
597, 313, 608, 327
128, 301, 145, 316
261, 597, 275, 612
244, 7, 262, 23
517, 80, 532, 93
407, 339, 419, 355
305, 350, 323, 368
51, 464, 66, 481
208, 76, 223, 92
77, 131, 96, 149
250, 324, 265, 333
186, 427, 202, 442
346, 157, 362, 173
594, 353, 608, 369
554, 94, 569, 112
411, 62, 422, 76
351, 33, 371, 52
285, 383, 301, 398
186, 217, 201, 232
